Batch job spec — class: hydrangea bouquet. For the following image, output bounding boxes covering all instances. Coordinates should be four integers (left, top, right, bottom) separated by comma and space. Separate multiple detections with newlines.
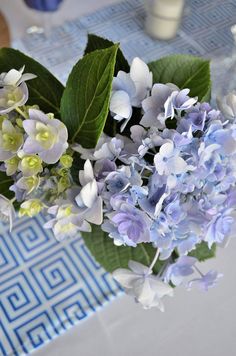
0, 35, 236, 311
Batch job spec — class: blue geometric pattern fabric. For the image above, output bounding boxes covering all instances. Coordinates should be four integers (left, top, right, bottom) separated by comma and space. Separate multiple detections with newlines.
1, 0, 235, 354
0, 215, 120, 355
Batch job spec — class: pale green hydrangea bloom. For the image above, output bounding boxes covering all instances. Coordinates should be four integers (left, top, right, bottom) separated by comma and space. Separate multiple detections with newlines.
0, 120, 23, 160
18, 154, 43, 176
16, 175, 40, 195
19, 199, 44, 218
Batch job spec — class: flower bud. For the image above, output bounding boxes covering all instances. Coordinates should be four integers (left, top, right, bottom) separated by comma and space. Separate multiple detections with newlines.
60, 154, 73, 169
58, 176, 71, 193
19, 199, 43, 218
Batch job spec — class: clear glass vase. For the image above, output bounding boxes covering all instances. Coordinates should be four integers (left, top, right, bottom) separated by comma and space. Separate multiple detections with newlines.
23, 0, 63, 36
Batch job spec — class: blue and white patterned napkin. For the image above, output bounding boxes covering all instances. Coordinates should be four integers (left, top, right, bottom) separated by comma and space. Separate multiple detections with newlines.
0, 214, 120, 355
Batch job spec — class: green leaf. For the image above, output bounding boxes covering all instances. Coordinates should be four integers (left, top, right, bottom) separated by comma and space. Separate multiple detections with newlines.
82, 225, 164, 274
148, 54, 211, 101
61, 45, 119, 147
189, 241, 216, 262
0, 48, 64, 116
84, 35, 130, 138
0, 171, 14, 199
84, 34, 129, 74
70, 153, 84, 185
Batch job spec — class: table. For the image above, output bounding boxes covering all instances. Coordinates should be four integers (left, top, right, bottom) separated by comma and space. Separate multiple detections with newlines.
0, 11, 10, 47
1, 0, 236, 355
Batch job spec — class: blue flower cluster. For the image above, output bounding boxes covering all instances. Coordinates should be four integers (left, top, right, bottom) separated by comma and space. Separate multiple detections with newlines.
75, 57, 235, 306
72, 58, 236, 264
70, 58, 236, 302
74, 60, 236, 265
99, 100, 236, 257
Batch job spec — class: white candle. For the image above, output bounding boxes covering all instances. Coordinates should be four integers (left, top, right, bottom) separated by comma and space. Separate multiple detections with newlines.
145, 0, 185, 40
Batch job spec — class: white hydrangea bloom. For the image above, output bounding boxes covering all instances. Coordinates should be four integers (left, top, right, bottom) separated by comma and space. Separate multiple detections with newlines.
110, 57, 152, 131
0, 66, 36, 114
113, 260, 173, 310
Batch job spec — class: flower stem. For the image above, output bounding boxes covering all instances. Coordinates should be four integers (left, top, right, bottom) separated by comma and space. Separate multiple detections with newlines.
157, 259, 170, 278
146, 151, 155, 156
15, 107, 28, 120
194, 265, 204, 277
148, 248, 160, 274
10, 197, 16, 204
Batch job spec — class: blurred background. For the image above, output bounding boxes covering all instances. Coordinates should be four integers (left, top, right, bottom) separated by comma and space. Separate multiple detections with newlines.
1, 0, 235, 95
1, 0, 119, 40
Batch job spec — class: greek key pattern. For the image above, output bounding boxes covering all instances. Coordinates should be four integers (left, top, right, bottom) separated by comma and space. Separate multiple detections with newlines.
0, 216, 120, 355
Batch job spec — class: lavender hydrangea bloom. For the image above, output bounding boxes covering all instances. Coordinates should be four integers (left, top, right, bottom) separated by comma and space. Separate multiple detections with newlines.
186, 108, 206, 131
140, 83, 177, 128
22, 109, 68, 164
204, 120, 236, 155
95, 159, 117, 180
164, 256, 197, 286
130, 125, 147, 144
188, 270, 223, 291
165, 89, 197, 119
154, 141, 189, 176
157, 232, 201, 261
103, 202, 152, 246
105, 165, 142, 195
139, 184, 168, 218
102, 86, 236, 272
164, 199, 186, 224
205, 210, 234, 248
183, 102, 215, 132
150, 215, 172, 249
94, 136, 125, 160
72, 134, 124, 161
106, 171, 130, 193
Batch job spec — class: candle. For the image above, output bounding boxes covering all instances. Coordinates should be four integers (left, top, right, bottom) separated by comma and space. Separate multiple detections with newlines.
145, 0, 185, 40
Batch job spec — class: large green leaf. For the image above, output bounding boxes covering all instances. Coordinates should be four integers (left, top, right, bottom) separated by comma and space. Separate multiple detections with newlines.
0, 48, 64, 116
0, 172, 14, 199
189, 241, 216, 262
148, 54, 211, 101
84, 35, 130, 137
82, 225, 164, 274
84, 34, 129, 74
61, 45, 119, 147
